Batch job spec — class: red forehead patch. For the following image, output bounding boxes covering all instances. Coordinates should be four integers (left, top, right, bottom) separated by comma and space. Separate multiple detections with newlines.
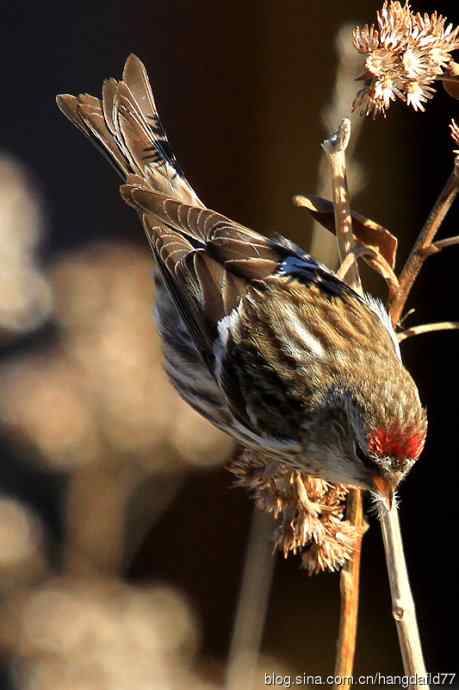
368, 428, 426, 461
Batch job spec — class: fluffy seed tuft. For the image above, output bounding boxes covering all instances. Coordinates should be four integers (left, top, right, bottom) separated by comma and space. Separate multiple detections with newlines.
229, 449, 358, 574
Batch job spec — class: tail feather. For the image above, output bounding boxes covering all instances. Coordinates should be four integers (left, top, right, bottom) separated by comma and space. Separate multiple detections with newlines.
101, 79, 118, 134
121, 54, 159, 133
56, 54, 201, 206
57, 54, 238, 432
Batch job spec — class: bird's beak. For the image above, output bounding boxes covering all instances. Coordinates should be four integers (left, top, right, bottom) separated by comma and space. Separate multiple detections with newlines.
371, 475, 395, 511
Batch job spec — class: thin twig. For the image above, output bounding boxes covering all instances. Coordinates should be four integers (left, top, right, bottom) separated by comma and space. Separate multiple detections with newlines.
382, 170, 459, 685
336, 242, 398, 293
311, 23, 367, 267
383, 175, 459, 687
430, 235, 459, 252
322, 119, 362, 294
398, 320, 459, 342
377, 170, 459, 685
336, 244, 371, 281
389, 169, 459, 326
334, 491, 367, 685
364, 253, 400, 303
323, 118, 365, 687
336, 251, 360, 282
372, 161, 459, 690
374, 175, 459, 689
379, 507, 427, 687
225, 507, 275, 690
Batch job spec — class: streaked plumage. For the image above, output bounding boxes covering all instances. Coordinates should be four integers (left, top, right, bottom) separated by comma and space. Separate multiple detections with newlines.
57, 55, 427, 504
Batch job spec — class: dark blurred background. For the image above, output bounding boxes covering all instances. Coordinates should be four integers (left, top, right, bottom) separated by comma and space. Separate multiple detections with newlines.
0, 1, 457, 688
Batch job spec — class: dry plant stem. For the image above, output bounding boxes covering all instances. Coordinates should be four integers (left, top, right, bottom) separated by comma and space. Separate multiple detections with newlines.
336, 245, 371, 282
389, 169, 459, 326
337, 244, 399, 302
225, 507, 275, 690
323, 91, 459, 690
399, 321, 459, 342
334, 490, 366, 687
380, 508, 427, 687
386, 175, 459, 681
311, 23, 366, 266
431, 235, 459, 251
322, 118, 362, 294
372, 163, 459, 690
323, 118, 365, 686
384, 174, 459, 681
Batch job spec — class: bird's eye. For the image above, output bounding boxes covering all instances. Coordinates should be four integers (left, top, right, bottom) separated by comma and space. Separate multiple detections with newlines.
354, 441, 373, 469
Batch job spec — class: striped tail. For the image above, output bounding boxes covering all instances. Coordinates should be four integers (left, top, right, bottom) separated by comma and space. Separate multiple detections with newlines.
56, 54, 202, 207
57, 55, 235, 431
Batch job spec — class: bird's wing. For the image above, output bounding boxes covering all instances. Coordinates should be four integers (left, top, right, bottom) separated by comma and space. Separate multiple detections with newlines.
120, 180, 354, 368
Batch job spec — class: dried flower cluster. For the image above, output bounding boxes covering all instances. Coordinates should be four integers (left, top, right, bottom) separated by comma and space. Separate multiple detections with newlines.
229, 450, 357, 574
353, 1, 459, 117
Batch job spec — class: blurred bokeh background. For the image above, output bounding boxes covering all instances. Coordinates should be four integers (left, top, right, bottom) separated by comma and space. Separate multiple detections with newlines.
0, 1, 457, 688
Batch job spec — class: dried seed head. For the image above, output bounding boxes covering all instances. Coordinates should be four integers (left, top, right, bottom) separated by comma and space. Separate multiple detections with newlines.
229, 449, 358, 574
353, 1, 459, 117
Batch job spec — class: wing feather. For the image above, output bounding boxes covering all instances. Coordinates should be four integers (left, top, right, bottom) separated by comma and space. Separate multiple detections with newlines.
58, 56, 363, 387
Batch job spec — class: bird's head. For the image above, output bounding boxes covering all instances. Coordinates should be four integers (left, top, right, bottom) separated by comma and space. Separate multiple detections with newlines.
301, 370, 427, 510
345, 370, 428, 509
351, 422, 427, 509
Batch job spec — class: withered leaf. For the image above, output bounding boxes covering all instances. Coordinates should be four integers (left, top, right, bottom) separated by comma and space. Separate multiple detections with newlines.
293, 194, 398, 268
442, 78, 459, 100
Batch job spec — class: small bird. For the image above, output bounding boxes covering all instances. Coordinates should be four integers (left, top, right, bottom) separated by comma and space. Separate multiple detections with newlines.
57, 55, 427, 507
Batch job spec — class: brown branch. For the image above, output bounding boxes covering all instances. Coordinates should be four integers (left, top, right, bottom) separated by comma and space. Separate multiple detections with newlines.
336, 245, 368, 281
324, 117, 454, 687
379, 507, 427, 686
322, 114, 456, 687
334, 491, 367, 685
389, 170, 459, 326
322, 118, 362, 294
374, 175, 459, 690
336, 241, 400, 304
365, 256, 400, 302
377, 171, 459, 681
373, 149, 459, 690
430, 235, 459, 253
398, 321, 459, 342
322, 119, 365, 687
409, 235, 459, 259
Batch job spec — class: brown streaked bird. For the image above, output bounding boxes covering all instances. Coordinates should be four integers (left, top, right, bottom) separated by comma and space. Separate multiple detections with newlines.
57, 54, 427, 508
